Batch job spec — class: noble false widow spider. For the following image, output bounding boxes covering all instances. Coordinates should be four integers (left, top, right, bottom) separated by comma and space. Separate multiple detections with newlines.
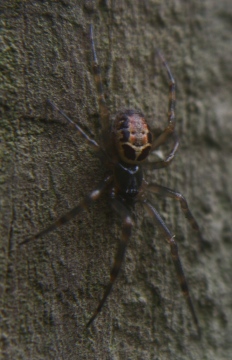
21, 25, 202, 335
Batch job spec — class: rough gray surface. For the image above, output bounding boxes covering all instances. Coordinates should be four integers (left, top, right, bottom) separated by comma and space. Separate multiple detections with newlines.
1, 1, 232, 359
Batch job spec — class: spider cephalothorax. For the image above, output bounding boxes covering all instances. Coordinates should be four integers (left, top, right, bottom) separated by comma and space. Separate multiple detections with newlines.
113, 109, 153, 164
21, 25, 202, 336
113, 161, 143, 198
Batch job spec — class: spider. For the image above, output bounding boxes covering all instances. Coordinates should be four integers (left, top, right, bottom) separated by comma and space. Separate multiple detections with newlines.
21, 25, 202, 335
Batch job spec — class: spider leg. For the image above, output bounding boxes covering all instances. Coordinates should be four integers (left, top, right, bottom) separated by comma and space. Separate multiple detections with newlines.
143, 200, 201, 337
90, 25, 110, 142
151, 50, 176, 151
145, 131, 179, 170
47, 100, 100, 151
86, 198, 133, 327
147, 184, 203, 241
20, 176, 113, 246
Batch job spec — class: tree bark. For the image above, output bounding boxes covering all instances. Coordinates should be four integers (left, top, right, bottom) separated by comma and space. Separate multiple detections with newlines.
1, 1, 232, 359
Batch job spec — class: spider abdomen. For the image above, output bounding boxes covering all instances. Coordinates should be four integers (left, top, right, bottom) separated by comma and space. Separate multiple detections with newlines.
113, 109, 152, 164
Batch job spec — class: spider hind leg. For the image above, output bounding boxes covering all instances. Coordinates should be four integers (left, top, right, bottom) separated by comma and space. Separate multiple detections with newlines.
90, 25, 110, 141
151, 50, 176, 151
47, 100, 100, 151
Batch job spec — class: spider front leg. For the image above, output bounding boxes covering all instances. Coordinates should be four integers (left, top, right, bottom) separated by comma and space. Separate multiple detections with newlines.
86, 198, 133, 327
20, 176, 112, 246
143, 201, 201, 337
147, 184, 203, 242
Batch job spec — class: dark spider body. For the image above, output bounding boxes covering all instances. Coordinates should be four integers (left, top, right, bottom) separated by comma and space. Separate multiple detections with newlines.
112, 109, 151, 198
21, 25, 202, 336
113, 161, 143, 198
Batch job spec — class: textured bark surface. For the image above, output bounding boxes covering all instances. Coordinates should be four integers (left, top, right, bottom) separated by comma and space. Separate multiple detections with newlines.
1, 1, 232, 359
